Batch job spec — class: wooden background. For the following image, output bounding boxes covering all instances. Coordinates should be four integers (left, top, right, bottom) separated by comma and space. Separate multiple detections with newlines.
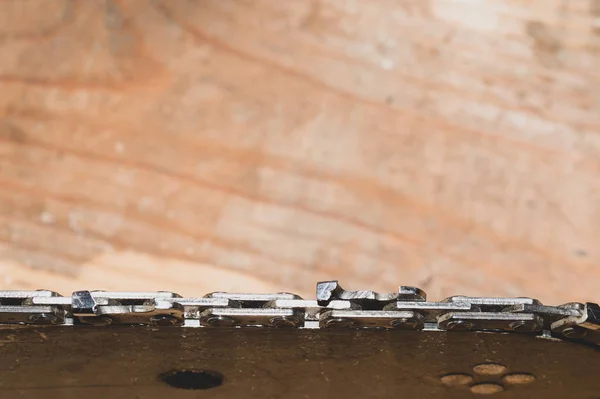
0, 0, 599, 303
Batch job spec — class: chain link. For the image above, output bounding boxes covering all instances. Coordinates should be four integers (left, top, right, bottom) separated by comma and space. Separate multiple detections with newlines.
0, 281, 598, 345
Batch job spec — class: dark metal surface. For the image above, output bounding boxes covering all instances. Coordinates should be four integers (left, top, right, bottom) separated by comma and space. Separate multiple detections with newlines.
0, 327, 598, 399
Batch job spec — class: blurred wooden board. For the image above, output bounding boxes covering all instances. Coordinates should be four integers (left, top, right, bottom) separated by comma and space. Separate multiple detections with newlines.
0, 0, 599, 303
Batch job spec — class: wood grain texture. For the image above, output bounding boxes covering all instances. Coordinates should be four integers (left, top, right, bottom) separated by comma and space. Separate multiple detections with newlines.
0, 0, 599, 303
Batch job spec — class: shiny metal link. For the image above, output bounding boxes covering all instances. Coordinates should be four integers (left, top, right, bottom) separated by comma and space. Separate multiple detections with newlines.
384, 301, 474, 322
264, 299, 356, 323
441, 295, 542, 310
160, 298, 233, 320
0, 281, 598, 347
70, 290, 186, 326
205, 292, 302, 304
0, 290, 65, 325
320, 310, 424, 329
0, 305, 65, 325
0, 290, 61, 301
200, 307, 304, 328
550, 302, 600, 342
316, 280, 425, 308
437, 312, 544, 332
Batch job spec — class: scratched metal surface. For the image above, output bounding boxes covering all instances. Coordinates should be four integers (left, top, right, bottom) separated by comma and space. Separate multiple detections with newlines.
0, 327, 598, 398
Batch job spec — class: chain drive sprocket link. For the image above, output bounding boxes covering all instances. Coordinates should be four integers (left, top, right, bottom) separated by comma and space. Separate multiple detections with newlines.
1, 281, 598, 346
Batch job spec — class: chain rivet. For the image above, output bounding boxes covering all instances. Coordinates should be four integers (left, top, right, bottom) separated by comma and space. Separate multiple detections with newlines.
205, 315, 236, 327
561, 327, 588, 339
390, 318, 421, 330
324, 318, 355, 328
150, 315, 181, 327
270, 316, 299, 328
29, 313, 57, 325
509, 321, 529, 332
445, 320, 474, 331
81, 316, 113, 326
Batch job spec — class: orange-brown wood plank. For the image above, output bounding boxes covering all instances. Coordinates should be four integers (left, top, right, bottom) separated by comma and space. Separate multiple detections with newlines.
0, 0, 599, 303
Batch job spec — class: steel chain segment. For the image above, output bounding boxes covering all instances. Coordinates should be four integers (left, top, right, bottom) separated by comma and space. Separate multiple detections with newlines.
0, 281, 598, 346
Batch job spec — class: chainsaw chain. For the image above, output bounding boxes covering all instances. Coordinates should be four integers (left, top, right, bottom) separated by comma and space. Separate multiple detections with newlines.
1, 280, 598, 346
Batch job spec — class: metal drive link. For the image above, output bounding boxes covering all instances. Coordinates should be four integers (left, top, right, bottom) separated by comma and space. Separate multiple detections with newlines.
0, 290, 65, 325
0, 280, 598, 346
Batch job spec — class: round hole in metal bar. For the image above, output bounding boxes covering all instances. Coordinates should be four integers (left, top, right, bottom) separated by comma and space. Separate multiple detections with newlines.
160, 369, 224, 390
470, 383, 504, 395
440, 373, 474, 386
503, 373, 536, 385
473, 362, 507, 375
